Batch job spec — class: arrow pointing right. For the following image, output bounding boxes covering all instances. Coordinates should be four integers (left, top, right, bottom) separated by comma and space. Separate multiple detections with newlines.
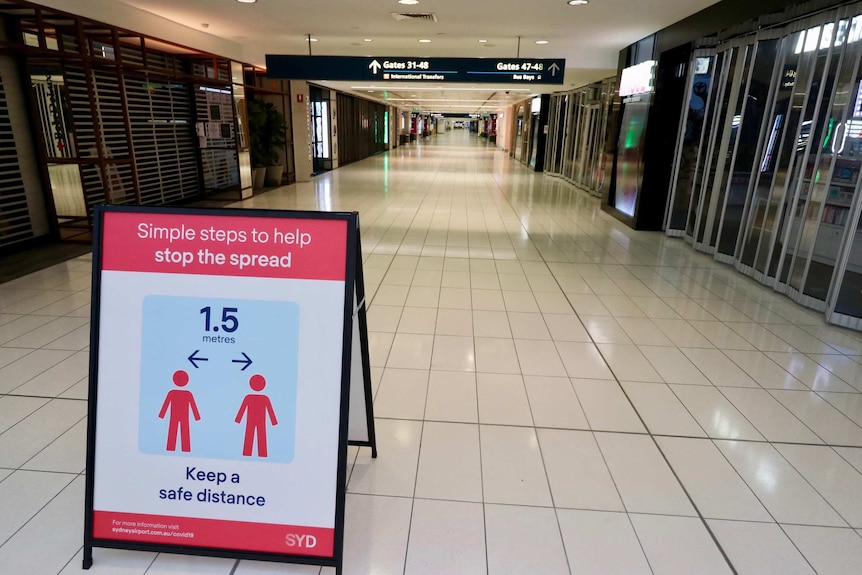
232, 352, 253, 371
369, 59, 382, 74
549, 63, 560, 77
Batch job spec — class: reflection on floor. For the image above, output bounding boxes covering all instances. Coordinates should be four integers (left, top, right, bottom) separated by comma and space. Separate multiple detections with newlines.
3, 129, 862, 574
0, 241, 91, 284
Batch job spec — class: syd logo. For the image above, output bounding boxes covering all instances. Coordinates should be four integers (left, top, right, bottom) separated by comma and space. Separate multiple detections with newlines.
285, 533, 317, 549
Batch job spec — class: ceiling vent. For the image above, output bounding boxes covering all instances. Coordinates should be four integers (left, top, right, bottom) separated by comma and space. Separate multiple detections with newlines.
390, 12, 438, 22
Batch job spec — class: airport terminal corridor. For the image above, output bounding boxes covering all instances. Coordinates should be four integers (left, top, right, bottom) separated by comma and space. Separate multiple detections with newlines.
3, 130, 862, 574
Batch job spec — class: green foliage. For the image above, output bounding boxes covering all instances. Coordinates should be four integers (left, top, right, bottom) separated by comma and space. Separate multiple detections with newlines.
247, 98, 287, 168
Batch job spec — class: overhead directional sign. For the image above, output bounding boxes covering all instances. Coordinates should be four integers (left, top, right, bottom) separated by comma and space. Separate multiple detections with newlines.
265, 55, 566, 85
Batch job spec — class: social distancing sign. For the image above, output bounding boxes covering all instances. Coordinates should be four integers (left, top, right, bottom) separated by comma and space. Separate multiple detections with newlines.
84, 205, 374, 573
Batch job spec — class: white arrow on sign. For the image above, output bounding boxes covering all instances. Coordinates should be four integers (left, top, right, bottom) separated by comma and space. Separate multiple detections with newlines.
369, 60, 382, 74
549, 63, 560, 76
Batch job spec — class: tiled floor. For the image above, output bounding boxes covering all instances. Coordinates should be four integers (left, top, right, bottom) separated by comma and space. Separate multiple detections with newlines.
3, 130, 862, 574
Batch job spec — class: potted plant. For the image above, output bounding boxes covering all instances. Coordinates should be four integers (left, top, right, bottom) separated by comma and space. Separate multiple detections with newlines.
247, 98, 287, 189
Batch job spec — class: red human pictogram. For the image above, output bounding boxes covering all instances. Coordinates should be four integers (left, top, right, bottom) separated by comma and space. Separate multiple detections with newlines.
158, 370, 201, 453
235, 374, 278, 457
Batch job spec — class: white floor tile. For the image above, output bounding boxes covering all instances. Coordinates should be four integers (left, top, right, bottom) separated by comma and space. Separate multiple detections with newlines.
556, 342, 615, 380
514, 339, 567, 377
630, 514, 734, 575
507, 312, 551, 340
366, 305, 402, 332
783, 525, 862, 575
657, 436, 770, 521
348, 419, 421, 497
398, 306, 437, 334
474, 337, 521, 374
719, 388, 822, 443
59, 548, 156, 575
341, 494, 412, 575
598, 344, 663, 382
386, 333, 433, 369
0, 349, 75, 394
652, 319, 715, 348
415, 422, 482, 502
0, 469, 75, 544
681, 348, 759, 388
431, 335, 475, 372
621, 381, 705, 436
725, 322, 797, 352
639, 345, 711, 385
424, 371, 477, 423
477, 373, 533, 426
480, 425, 552, 506
0, 476, 84, 574
523, 375, 588, 429
472, 310, 511, 338
688, 320, 757, 350
715, 440, 845, 526
770, 390, 862, 446
435, 308, 473, 336
581, 316, 633, 344
404, 499, 486, 575
11, 350, 89, 397
373, 368, 429, 420
572, 379, 645, 433
538, 429, 623, 511
708, 520, 815, 575
0, 399, 86, 467
139, 553, 235, 574
556, 509, 651, 575
766, 352, 858, 392
438, 287, 472, 309
367, 331, 394, 368
776, 443, 862, 528
543, 313, 591, 341
0, 395, 50, 434
670, 385, 765, 440
22, 417, 87, 473
594, 432, 695, 516
485, 505, 569, 575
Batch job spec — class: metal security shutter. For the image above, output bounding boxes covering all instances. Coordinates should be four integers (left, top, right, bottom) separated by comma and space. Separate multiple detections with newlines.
0, 67, 34, 248
125, 76, 199, 204
65, 66, 135, 211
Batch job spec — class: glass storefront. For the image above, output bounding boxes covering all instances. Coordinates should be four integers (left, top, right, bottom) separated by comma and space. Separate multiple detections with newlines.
665, 0, 862, 332
544, 77, 618, 197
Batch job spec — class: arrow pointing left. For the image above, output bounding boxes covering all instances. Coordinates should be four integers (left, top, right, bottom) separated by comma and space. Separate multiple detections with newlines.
369, 59, 382, 74
188, 350, 209, 369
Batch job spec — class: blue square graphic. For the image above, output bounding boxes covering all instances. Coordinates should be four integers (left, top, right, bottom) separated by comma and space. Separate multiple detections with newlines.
139, 295, 299, 463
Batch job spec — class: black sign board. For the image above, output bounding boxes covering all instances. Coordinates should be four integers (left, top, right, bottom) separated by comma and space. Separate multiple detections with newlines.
266, 55, 565, 85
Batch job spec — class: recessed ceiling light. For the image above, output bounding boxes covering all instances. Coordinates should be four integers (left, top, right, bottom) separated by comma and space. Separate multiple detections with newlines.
306, 37, 318, 42
363, 38, 373, 42
478, 39, 488, 43
398, 0, 419, 4
535, 40, 549, 44
567, 0, 589, 5
236, 0, 257, 3
418, 39, 432, 43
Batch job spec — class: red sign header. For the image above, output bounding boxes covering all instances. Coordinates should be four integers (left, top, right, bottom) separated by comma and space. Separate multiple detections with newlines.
101, 211, 347, 281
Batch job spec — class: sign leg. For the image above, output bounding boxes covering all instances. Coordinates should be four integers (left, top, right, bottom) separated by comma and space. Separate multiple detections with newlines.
83, 544, 93, 569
